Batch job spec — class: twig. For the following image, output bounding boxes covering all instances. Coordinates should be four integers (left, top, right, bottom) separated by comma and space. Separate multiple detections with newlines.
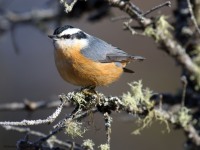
0, 99, 71, 111
54, 108, 98, 129
143, 1, 171, 16
111, 1, 171, 22
3, 125, 74, 148
11, 25, 20, 54
0, 96, 68, 126
186, 0, 200, 37
34, 108, 98, 148
107, 0, 151, 25
186, 124, 200, 145
159, 94, 163, 110
123, 19, 137, 35
0, 8, 59, 32
111, 15, 130, 22
181, 76, 188, 107
104, 112, 112, 147
129, 2, 143, 15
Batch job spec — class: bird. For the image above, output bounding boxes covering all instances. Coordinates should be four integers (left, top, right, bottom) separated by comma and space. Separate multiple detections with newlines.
48, 25, 144, 89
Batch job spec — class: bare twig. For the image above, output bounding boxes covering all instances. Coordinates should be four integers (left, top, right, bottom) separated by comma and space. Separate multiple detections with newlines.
111, 15, 130, 22
123, 19, 137, 35
3, 125, 74, 148
0, 8, 59, 32
10, 26, 20, 54
143, 1, 171, 16
186, 0, 200, 36
181, 76, 188, 107
0, 99, 71, 111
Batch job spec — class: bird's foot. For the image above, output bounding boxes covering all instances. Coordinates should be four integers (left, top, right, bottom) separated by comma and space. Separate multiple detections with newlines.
81, 86, 96, 95
81, 86, 100, 104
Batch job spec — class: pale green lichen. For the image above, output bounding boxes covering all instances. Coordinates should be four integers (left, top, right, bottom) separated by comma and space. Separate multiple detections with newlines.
156, 15, 173, 37
144, 15, 173, 42
122, 80, 154, 113
72, 92, 88, 107
59, 0, 78, 13
64, 119, 86, 138
82, 139, 95, 150
98, 144, 110, 150
46, 135, 57, 148
191, 46, 200, 65
176, 107, 192, 128
144, 26, 159, 41
132, 110, 170, 135
190, 45, 200, 90
123, 80, 170, 134
155, 111, 170, 133
132, 113, 154, 135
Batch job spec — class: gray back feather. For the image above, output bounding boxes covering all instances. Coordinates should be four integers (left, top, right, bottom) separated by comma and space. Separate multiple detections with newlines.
80, 35, 128, 63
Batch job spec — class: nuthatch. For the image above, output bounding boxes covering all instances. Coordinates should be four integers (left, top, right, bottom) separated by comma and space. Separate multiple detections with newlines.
48, 25, 144, 88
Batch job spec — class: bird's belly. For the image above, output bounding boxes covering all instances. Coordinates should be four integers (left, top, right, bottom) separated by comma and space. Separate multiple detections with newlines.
54, 50, 123, 86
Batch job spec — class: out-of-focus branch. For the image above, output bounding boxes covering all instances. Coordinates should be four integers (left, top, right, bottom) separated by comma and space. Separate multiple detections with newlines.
0, 99, 71, 111
0, 8, 59, 33
143, 1, 171, 16
0, 95, 67, 126
154, 108, 200, 145
186, 0, 200, 36
193, 0, 200, 25
3, 125, 79, 149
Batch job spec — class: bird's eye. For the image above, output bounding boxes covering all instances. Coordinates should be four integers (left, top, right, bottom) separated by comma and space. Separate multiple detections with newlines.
61, 34, 70, 39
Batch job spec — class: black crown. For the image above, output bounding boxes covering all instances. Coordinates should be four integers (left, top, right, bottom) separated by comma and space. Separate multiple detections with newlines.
53, 25, 74, 35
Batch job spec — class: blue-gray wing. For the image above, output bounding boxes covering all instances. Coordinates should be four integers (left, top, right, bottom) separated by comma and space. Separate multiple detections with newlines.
80, 36, 144, 64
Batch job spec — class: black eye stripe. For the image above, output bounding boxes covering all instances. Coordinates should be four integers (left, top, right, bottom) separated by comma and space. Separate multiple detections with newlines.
61, 34, 71, 39
72, 31, 87, 39
59, 31, 87, 40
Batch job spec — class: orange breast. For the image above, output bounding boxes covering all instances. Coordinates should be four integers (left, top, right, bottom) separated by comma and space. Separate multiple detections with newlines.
54, 46, 123, 87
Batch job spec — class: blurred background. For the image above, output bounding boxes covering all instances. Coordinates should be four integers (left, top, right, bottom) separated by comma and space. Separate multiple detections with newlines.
0, 0, 184, 149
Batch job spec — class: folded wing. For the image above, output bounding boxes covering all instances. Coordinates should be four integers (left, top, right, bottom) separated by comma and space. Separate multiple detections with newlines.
80, 36, 144, 73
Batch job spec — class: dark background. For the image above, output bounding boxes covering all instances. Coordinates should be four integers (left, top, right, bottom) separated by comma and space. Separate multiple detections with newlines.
0, 0, 184, 149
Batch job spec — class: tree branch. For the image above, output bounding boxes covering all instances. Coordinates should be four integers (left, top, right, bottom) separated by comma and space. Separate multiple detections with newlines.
107, 0, 200, 88
0, 95, 68, 126
186, 0, 200, 37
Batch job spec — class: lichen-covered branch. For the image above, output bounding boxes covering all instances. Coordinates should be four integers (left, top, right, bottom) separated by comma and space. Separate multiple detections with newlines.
1, 80, 199, 149
1, 0, 200, 149
3, 125, 79, 149
186, 0, 200, 36
107, 0, 200, 89
0, 95, 68, 126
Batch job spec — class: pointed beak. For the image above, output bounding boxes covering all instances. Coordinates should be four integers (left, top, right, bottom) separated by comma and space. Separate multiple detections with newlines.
132, 56, 146, 61
48, 35, 57, 40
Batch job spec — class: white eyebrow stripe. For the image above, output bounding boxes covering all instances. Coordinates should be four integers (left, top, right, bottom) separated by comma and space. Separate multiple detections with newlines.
59, 28, 81, 36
